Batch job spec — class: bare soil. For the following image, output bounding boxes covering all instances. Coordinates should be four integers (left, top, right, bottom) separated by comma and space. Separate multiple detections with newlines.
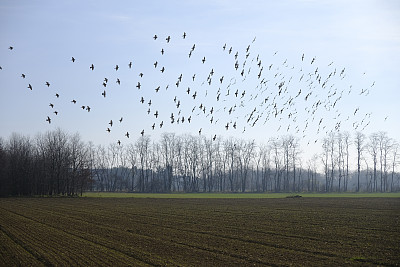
0, 197, 399, 266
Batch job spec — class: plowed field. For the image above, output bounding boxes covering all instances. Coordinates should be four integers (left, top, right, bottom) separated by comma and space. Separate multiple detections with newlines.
0, 197, 399, 266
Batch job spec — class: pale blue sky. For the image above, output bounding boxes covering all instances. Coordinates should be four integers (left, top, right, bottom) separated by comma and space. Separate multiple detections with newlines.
1, 0, 399, 159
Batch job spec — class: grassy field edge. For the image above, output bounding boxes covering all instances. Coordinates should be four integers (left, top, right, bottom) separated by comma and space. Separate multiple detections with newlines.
82, 192, 400, 198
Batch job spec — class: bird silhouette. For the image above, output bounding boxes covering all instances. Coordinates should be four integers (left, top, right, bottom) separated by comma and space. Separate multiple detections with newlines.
71, 57, 75, 62
90, 64, 94, 70
46, 116, 51, 124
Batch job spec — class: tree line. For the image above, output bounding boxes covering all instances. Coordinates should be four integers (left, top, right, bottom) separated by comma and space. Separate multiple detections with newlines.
0, 129, 399, 196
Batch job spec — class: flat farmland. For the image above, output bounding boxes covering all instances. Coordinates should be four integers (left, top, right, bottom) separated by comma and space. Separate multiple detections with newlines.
0, 197, 399, 266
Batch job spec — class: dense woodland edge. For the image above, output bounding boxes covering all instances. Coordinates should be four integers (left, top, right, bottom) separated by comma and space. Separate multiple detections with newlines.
0, 128, 399, 196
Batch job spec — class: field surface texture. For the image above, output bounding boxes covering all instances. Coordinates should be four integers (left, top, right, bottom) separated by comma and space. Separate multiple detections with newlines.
0, 197, 399, 266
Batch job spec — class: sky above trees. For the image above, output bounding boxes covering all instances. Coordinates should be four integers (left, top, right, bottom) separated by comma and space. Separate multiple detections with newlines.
1, 0, 399, 160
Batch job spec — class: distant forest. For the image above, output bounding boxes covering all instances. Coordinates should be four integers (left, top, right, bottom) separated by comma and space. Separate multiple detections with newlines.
0, 128, 399, 196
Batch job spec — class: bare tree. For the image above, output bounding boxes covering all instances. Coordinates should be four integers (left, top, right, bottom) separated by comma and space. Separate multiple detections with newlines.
238, 139, 255, 192
391, 141, 399, 192
321, 137, 330, 192
270, 138, 282, 192
343, 132, 350, 192
136, 136, 151, 192
369, 133, 379, 192
127, 144, 137, 192
354, 132, 365, 192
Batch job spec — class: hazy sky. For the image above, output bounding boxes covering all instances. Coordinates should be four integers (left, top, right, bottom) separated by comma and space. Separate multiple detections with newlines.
1, 0, 399, 159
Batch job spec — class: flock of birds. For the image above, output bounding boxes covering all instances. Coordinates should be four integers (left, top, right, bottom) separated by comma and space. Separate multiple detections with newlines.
2, 33, 381, 146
